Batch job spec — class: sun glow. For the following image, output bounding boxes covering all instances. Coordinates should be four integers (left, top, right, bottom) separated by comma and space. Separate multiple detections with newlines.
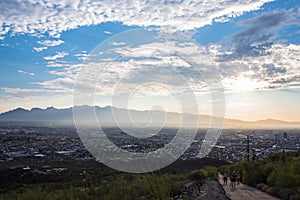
223, 77, 266, 92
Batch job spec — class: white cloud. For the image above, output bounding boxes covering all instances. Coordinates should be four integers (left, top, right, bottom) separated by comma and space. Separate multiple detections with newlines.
44, 52, 69, 60
35, 77, 74, 91
46, 60, 69, 68
110, 41, 126, 46
71, 40, 218, 99
0, 26, 9, 36
104, 31, 113, 34
0, 0, 274, 39
33, 46, 48, 52
37, 39, 64, 47
222, 76, 268, 92
74, 53, 89, 61
17, 69, 35, 76
213, 43, 300, 91
2, 87, 64, 96
33, 39, 64, 52
0, 42, 9, 46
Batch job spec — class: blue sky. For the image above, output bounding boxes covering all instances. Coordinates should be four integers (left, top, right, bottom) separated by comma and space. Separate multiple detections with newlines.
0, 0, 299, 121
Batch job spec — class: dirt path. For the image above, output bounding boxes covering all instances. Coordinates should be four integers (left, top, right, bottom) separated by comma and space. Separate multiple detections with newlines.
218, 174, 279, 200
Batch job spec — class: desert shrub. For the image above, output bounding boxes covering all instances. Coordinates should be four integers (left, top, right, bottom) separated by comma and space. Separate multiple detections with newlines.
201, 166, 218, 180
186, 169, 205, 181
0, 186, 88, 200
221, 150, 300, 199
0, 163, 234, 200
267, 160, 300, 190
186, 166, 217, 181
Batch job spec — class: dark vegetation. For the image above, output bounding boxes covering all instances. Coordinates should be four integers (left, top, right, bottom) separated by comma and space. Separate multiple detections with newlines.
220, 150, 300, 200
0, 157, 222, 200
2, 150, 300, 199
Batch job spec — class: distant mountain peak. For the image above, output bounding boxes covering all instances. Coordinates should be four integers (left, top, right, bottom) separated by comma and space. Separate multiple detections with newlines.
30, 107, 43, 111
0, 106, 299, 129
46, 106, 57, 110
14, 107, 28, 111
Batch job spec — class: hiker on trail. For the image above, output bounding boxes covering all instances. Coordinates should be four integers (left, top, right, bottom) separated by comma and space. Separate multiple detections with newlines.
237, 172, 241, 185
223, 171, 228, 185
230, 171, 237, 191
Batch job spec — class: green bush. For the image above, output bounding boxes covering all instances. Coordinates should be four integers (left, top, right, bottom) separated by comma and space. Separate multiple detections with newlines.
0, 186, 88, 200
267, 160, 300, 190
201, 166, 218, 180
0, 174, 171, 200
186, 166, 217, 181
221, 150, 300, 199
187, 169, 205, 181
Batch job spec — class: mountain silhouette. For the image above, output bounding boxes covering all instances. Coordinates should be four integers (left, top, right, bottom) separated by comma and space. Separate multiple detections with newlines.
0, 106, 299, 128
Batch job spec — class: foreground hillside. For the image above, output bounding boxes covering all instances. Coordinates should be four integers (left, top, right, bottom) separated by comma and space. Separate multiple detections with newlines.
0, 161, 226, 200
220, 150, 300, 200
1, 147, 299, 200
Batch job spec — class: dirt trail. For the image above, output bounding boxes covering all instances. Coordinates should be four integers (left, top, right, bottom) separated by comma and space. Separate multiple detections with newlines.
218, 174, 279, 200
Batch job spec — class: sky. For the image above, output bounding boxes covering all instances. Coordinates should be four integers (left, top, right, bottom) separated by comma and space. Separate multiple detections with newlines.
0, 0, 300, 122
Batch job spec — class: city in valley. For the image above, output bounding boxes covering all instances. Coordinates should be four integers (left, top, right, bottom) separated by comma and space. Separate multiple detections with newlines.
1, 122, 299, 168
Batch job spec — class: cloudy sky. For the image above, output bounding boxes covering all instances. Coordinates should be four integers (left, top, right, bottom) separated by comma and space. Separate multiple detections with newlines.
0, 0, 299, 122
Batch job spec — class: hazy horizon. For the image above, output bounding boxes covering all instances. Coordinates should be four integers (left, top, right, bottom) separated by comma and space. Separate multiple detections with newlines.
0, 105, 300, 122
1, 105, 300, 130
1, 104, 300, 123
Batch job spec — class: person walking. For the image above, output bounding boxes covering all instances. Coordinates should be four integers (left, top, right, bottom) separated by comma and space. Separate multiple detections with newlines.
230, 171, 237, 191
223, 171, 228, 185
237, 172, 241, 185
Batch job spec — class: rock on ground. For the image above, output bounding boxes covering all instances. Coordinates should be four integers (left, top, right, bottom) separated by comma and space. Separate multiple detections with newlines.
174, 179, 229, 200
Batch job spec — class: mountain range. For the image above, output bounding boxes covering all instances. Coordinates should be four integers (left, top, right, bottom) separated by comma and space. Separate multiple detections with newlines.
0, 106, 299, 129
